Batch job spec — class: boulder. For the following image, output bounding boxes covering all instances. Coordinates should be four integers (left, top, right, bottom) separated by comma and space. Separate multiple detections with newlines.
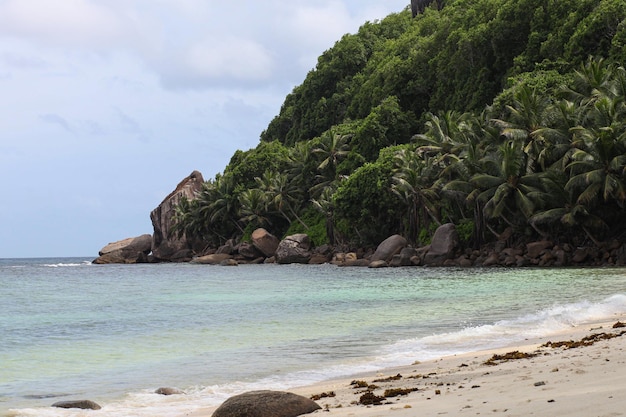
275, 234, 312, 264
52, 400, 101, 410
237, 242, 263, 259
216, 239, 236, 255
342, 258, 370, 267
369, 260, 388, 268
155, 387, 184, 396
424, 224, 459, 264
396, 247, 417, 266
191, 253, 233, 265
150, 171, 205, 261
93, 234, 152, 264
526, 241, 553, 259
371, 235, 407, 262
212, 390, 321, 417
251, 228, 280, 257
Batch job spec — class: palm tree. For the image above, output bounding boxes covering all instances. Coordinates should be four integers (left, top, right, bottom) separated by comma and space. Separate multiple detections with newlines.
391, 148, 440, 243
238, 188, 272, 230
255, 170, 308, 229
310, 185, 338, 245
311, 130, 351, 182
470, 141, 544, 234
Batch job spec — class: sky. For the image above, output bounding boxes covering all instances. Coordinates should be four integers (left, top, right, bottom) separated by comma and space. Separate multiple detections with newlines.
0, 0, 410, 258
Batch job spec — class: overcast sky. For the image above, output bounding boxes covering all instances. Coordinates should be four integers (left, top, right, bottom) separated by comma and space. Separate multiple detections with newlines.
0, 0, 410, 258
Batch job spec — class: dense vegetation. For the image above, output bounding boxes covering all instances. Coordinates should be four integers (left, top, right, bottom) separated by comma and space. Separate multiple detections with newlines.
174, 0, 626, 252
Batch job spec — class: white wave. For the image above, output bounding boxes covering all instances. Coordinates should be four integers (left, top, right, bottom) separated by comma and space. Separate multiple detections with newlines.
378, 293, 626, 365
43, 261, 92, 268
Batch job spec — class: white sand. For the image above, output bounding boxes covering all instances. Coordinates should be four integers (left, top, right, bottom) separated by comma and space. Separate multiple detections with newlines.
191, 316, 626, 417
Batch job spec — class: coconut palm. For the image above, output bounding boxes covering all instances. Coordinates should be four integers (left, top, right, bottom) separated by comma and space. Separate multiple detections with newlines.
391, 148, 440, 243
470, 140, 545, 233
238, 188, 272, 230
255, 170, 308, 229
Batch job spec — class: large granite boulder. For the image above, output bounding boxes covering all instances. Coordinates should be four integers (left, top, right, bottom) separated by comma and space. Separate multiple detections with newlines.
371, 234, 407, 262
212, 390, 320, 417
150, 171, 204, 261
424, 223, 459, 265
251, 228, 280, 257
93, 234, 152, 264
275, 234, 312, 264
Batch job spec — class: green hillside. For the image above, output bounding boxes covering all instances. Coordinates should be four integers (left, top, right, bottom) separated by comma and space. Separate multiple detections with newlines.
174, 0, 626, 251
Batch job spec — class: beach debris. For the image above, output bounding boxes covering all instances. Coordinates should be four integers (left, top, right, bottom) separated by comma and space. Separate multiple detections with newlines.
212, 390, 321, 417
373, 374, 403, 383
350, 380, 369, 388
613, 321, 626, 328
310, 392, 335, 401
155, 387, 184, 395
542, 330, 626, 349
534, 381, 546, 387
358, 392, 386, 406
383, 388, 418, 397
484, 351, 538, 366
52, 400, 101, 410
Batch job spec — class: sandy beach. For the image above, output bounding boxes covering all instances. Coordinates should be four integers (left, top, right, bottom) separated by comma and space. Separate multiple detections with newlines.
191, 316, 626, 417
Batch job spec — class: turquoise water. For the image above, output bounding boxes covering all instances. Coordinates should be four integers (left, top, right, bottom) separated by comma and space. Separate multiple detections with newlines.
1, 258, 626, 416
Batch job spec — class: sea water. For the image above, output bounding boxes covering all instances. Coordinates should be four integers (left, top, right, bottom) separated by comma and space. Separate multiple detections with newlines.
1, 258, 626, 417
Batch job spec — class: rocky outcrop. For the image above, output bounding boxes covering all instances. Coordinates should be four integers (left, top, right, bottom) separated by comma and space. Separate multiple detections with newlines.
276, 234, 312, 264
150, 171, 204, 261
424, 223, 459, 265
52, 400, 101, 410
212, 390, 321, 417
252, 228, 280, 257
93, 234, 152, 264
371, 235, 407, 262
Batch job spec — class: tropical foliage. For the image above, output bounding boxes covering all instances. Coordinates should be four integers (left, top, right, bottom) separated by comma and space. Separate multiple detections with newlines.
174, 0, 626, 251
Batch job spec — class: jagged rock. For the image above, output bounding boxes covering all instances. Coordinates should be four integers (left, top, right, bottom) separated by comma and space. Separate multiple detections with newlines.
424, 223, 459, 264
52, 400, 101, 410
150, 171, 204, 261
191, 253, 233, 265
212, 390, 321, 417
371, 235, 407, 262
155, 387, 184, 396
526, 241, 553, 259
251, 228, 280, 257
93, 234, 152, 264
276, 234, 312, 264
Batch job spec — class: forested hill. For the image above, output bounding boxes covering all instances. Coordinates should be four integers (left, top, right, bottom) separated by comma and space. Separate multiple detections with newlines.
175, 0, 626, 252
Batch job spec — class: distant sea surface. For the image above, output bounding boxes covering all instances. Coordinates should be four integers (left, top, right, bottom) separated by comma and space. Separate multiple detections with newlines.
2, 258, 626, 416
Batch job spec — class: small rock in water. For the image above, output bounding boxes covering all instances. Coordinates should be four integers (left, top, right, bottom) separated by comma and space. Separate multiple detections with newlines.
155, 387, 185, 395
52, 400, 101, 410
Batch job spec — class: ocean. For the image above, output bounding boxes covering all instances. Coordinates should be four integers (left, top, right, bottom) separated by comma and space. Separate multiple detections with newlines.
1, 258, 626, 417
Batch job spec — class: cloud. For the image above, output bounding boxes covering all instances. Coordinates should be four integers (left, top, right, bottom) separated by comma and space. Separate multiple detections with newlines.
39, 113, 74, 133
0, 0, 127, 47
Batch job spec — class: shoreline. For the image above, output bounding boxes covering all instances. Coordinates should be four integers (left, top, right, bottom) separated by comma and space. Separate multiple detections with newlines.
190, 315, 626, 416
